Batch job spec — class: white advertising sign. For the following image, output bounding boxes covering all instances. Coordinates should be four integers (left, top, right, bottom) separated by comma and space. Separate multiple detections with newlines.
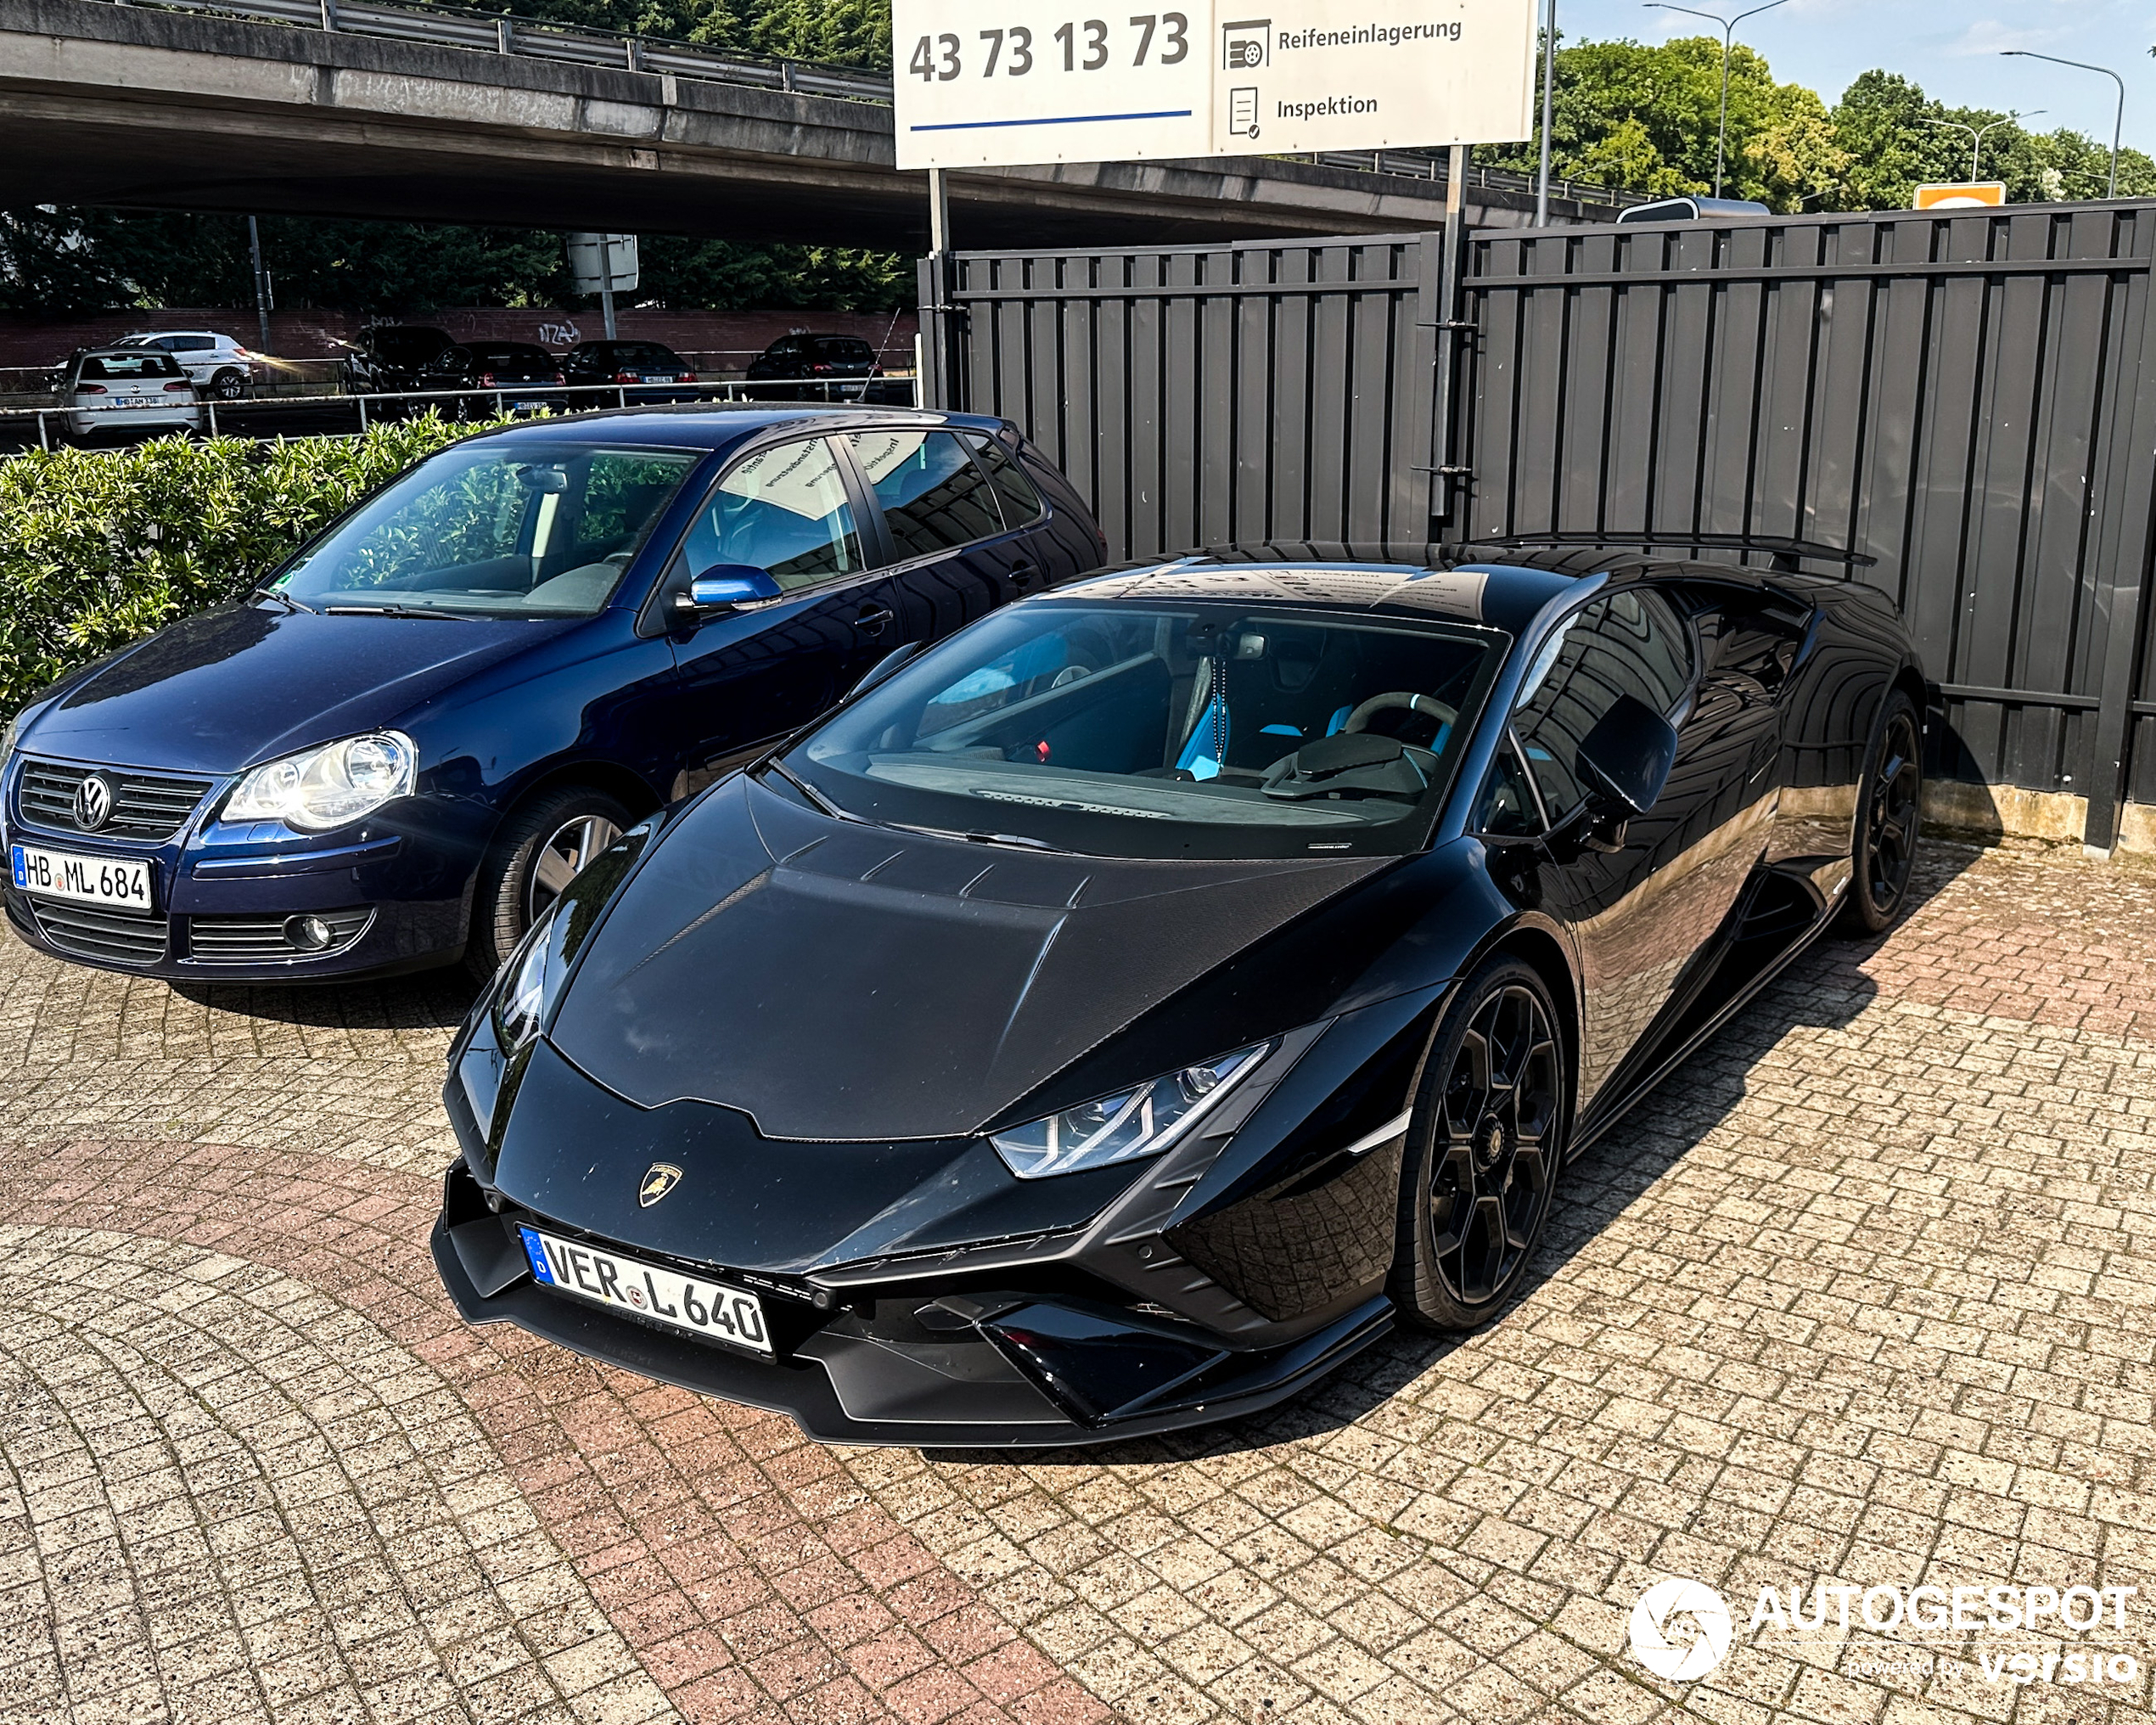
893, 0, 1536, 171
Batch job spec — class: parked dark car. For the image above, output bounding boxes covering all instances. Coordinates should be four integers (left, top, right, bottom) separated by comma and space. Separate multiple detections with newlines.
563, 341, 701, 407
0, 407, 1104, 984
434, 542, 1932, 1447
745, 334, 883, 402
340, 325, 456, 402
418, 342, 570, 419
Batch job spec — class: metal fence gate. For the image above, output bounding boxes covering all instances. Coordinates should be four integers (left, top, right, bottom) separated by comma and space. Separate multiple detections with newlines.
923, 236, 1450, 561
929, 203, 2156, 851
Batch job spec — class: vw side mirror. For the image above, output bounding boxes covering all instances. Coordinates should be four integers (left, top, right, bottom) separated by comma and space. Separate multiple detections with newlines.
1576, 694, 1678, 820
686, 565, 783, 609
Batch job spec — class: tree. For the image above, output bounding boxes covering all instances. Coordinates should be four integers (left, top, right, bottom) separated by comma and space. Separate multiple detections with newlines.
1476, 39, 2156, 214
1476, 35, 1844, 211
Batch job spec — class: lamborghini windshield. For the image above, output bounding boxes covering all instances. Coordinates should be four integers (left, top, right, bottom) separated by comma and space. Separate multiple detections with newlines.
787, 600, 1504, 859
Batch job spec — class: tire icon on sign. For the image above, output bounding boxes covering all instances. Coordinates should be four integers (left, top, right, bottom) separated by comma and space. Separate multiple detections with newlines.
1222, 20, 1269, 70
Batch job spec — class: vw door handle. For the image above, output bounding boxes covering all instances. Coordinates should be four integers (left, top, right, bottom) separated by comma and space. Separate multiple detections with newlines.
852, 605, 896, 635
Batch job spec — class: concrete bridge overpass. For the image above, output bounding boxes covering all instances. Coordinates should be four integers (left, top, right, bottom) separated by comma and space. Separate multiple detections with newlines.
0, 0, 1632, 249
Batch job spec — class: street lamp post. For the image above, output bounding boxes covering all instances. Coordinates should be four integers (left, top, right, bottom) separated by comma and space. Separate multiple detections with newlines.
1921, 111, 2043, 183
1643, 0, 1788, 199
2002, 51, 2123, 198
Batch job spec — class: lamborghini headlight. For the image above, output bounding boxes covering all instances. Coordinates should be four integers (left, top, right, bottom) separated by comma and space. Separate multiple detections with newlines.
990, 1042, 1272, 1180
225, 731, 417, 831
494, 909, 556, 1054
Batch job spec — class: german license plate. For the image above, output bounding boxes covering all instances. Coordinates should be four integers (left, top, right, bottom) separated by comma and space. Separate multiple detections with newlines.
10, 844, 152, 908
640, 374, 675, 384
519, 1225, 771, 1356
512, 400, 550, 413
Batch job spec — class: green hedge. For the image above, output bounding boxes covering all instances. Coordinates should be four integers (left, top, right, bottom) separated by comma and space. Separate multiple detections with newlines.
0, 418, 500, 714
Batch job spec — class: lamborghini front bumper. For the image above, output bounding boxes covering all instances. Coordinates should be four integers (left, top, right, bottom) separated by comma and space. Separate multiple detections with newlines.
431, 1158, 1393, 1447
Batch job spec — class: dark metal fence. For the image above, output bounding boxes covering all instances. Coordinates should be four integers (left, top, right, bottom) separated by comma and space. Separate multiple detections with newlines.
929, 204, 2156, 851
925, 236, 1449, 570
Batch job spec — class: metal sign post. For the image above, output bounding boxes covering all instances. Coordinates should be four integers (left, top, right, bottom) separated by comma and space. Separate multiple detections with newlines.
246, 216, 273, 353
598, 233, 618, 341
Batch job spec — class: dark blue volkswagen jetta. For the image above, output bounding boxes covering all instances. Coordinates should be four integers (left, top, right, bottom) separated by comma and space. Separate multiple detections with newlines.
0, 406, 1104, 982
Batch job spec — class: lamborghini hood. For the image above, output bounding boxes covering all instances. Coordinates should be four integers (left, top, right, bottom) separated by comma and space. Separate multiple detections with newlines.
545, 774, 1389, 1141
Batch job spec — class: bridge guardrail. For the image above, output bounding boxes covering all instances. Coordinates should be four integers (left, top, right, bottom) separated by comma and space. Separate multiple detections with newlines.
3, 374, 922, 453
87, 0, 1634, 206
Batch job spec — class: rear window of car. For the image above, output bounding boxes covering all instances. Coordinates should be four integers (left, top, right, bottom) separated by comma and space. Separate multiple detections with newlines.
78, 354, 182, 380
469, 345, 550, 364
811, 338, 874, 360
612, 344, 683, 368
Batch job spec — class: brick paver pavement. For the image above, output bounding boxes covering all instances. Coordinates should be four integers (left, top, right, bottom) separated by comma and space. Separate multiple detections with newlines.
0, 838, 2152, 1725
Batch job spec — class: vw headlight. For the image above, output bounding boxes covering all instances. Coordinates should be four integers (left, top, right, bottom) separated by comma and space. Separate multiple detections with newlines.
990, 1042, 1272, 1180
225, 731, 417, 831
494, 910, 556, 1054
2, 701, 38, 765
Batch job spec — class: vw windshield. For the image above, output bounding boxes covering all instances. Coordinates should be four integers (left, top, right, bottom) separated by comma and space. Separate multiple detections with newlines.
275, 442, 701, 618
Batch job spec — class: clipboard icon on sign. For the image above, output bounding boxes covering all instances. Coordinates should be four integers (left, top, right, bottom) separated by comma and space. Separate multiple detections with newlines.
1228, 87, 1260, 138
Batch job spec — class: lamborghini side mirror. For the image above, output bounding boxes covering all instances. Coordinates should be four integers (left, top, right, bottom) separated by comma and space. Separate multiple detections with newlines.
847, 641, 924, 701
1576, 694, 1678, 819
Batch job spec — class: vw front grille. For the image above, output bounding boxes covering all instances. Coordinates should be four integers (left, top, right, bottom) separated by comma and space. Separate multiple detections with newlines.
18, 759, 212, 840
26, 900, 169, 966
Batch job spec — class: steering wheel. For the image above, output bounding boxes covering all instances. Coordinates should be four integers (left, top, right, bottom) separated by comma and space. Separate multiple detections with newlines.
1344, 692, 1459, 738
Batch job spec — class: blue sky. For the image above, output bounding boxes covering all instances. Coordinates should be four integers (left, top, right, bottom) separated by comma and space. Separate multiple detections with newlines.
1550, 0, 2156, 152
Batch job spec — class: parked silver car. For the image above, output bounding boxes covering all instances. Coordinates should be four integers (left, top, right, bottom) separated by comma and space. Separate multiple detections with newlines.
111, 329, 259, 401
62, 349, 202, 440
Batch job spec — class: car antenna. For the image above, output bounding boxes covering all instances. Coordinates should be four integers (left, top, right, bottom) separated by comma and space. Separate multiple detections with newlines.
1467, 531, 1877, 577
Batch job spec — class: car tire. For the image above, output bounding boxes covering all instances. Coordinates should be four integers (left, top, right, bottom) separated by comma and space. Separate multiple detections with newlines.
1835, 688, 1923, 936
1389, 955, 1567, 1333
466, 785, 632, 982
209, 368, 249, 402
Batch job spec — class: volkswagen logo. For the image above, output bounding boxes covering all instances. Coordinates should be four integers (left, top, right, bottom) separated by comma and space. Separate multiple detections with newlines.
73, 773, 115, 832
637, 1163, 683, 1207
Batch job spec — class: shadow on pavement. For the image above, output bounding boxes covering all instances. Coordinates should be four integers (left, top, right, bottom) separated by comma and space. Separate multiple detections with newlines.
171, 965, 480, 1032
953, 838, 1990, 1465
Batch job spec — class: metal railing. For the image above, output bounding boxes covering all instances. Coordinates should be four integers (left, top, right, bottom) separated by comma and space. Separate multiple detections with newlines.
6, 374, 921, 452
87, 0, 1638, 208
123, 0, 891, 98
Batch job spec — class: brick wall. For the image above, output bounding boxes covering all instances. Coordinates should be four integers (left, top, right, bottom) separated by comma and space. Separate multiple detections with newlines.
0, 306, 919, 376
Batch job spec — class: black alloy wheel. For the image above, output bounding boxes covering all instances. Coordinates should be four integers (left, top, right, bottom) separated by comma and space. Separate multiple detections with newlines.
1391, 957, 1566, 1331
210, 368, 250, 402
1838, 689, 1923, 936
467, 785, 632, 980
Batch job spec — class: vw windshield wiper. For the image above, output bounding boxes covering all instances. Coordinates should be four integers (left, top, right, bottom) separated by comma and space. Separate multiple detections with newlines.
249, 587, 317, 615
320, 603, 465, 620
